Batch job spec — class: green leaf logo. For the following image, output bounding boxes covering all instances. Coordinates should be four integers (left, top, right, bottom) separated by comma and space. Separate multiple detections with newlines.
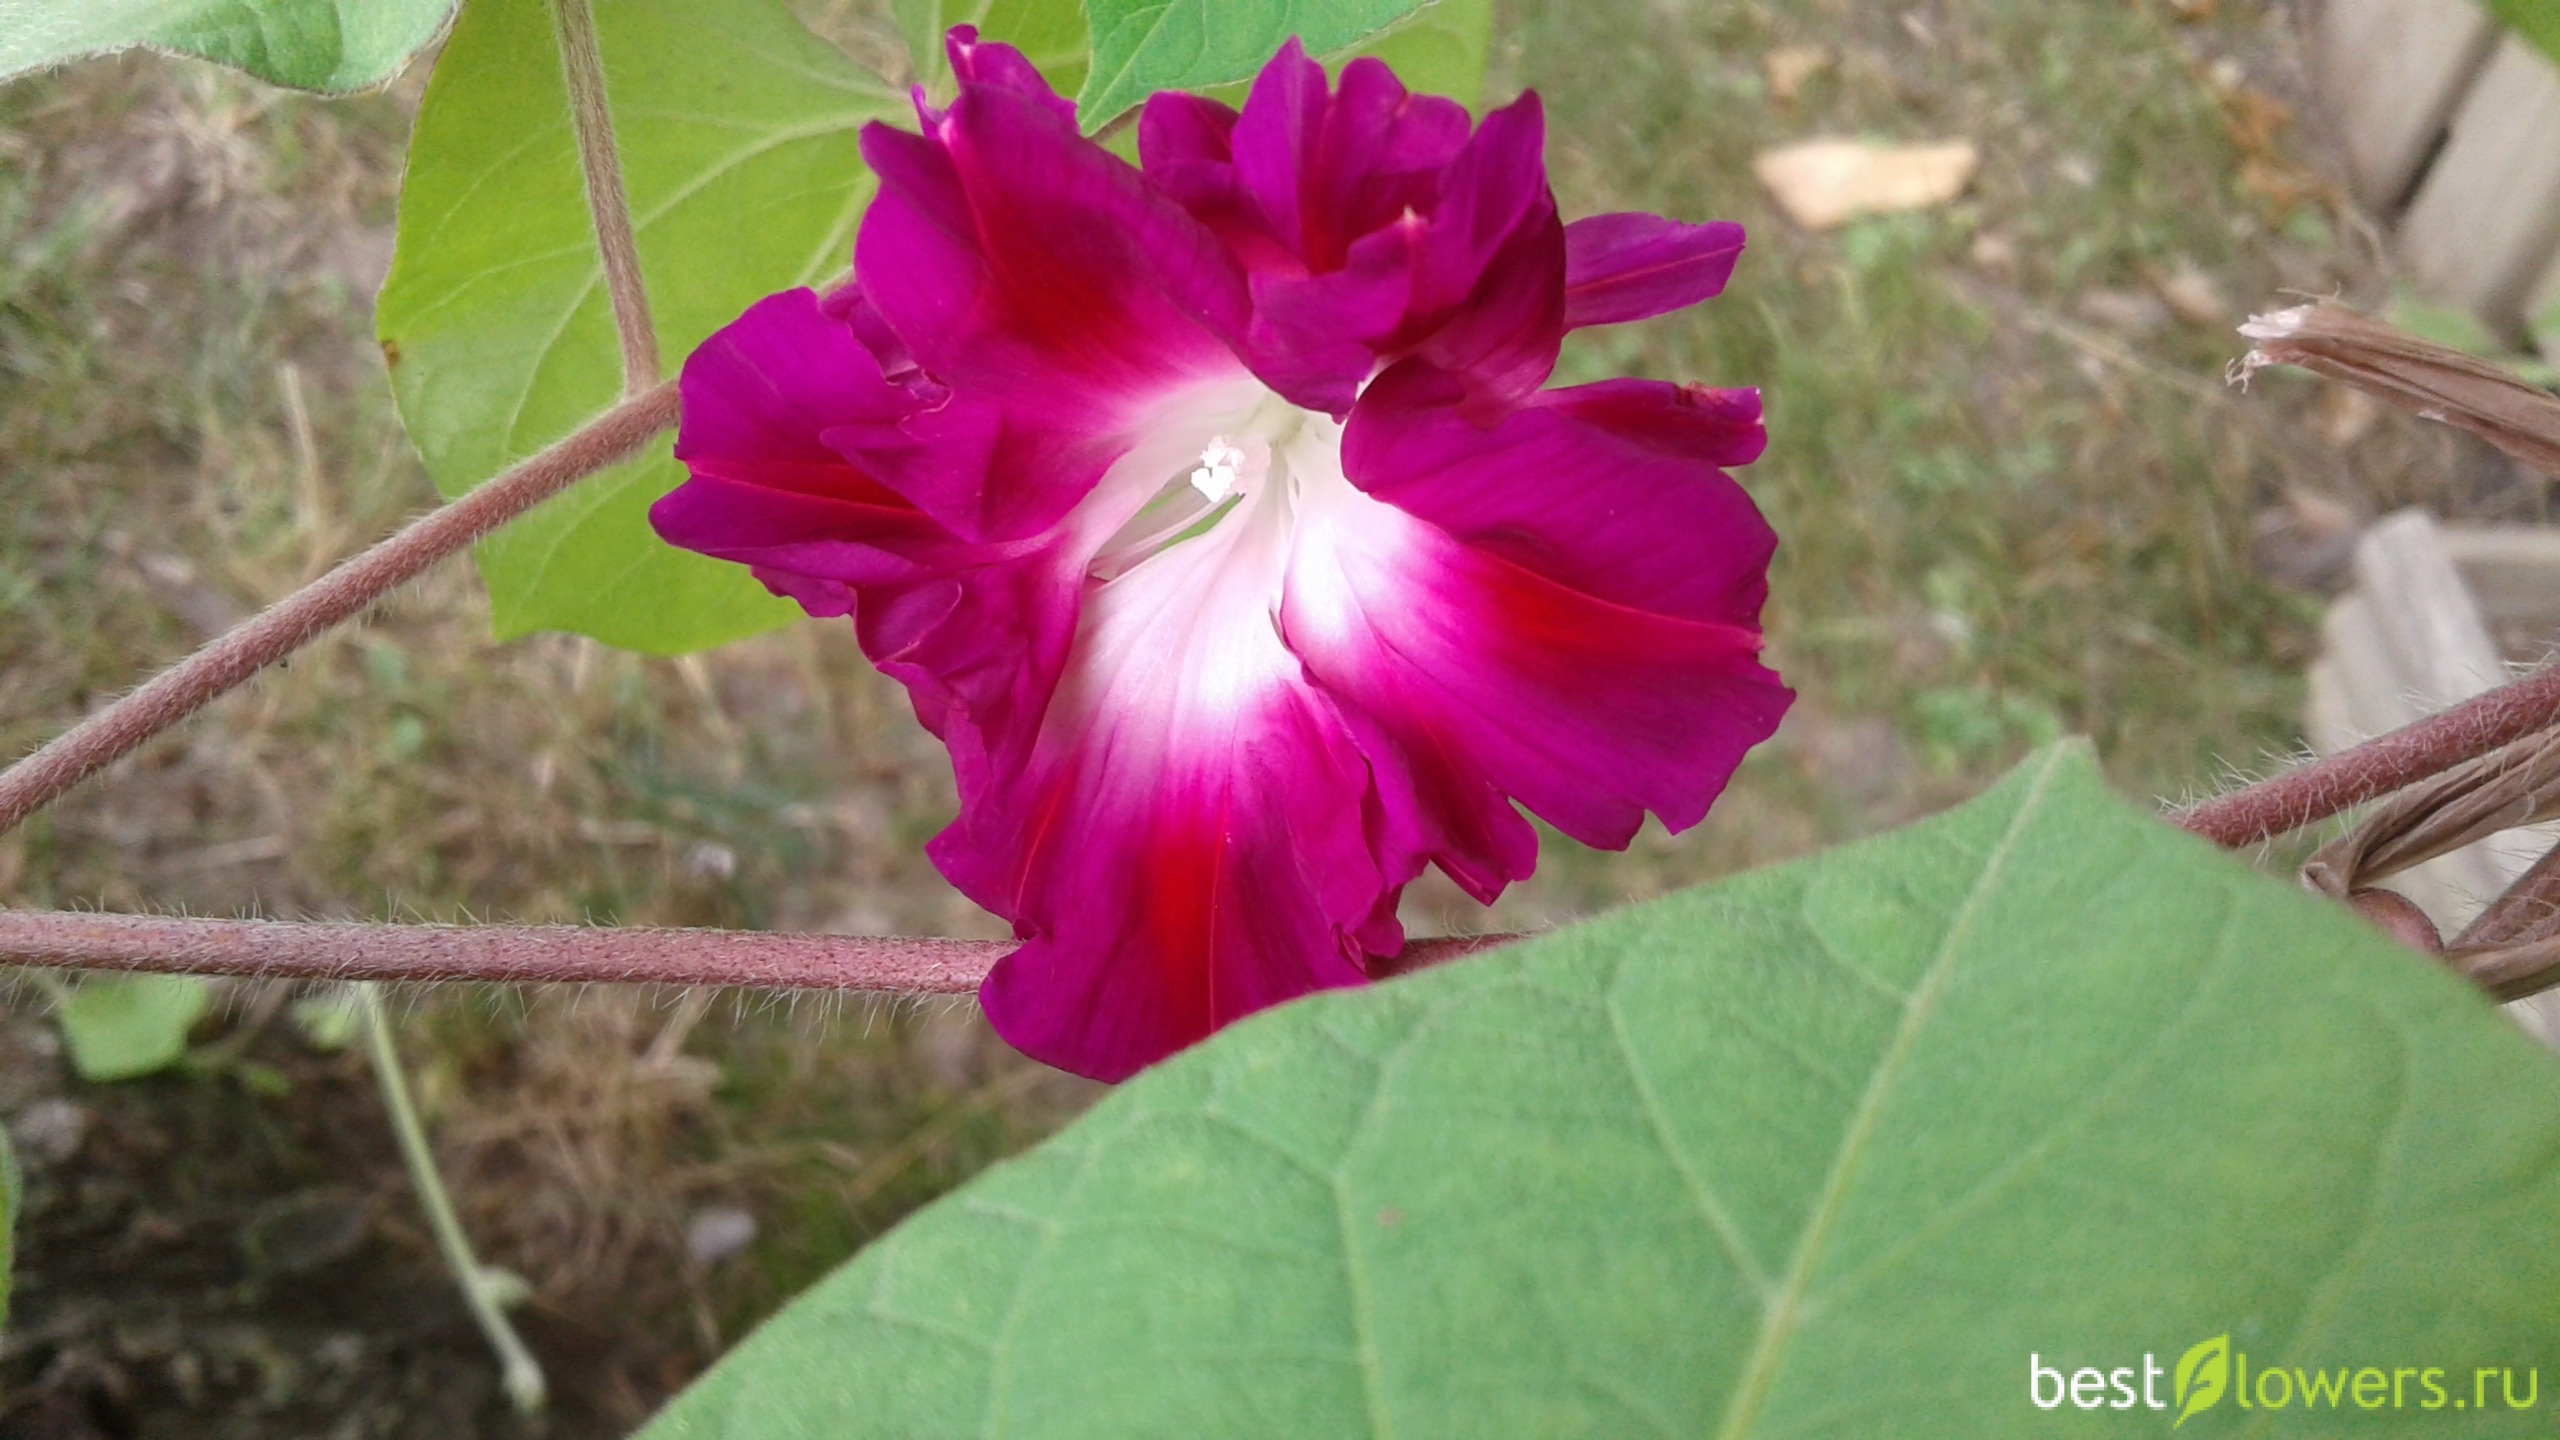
2173, 1334, 2230, 1429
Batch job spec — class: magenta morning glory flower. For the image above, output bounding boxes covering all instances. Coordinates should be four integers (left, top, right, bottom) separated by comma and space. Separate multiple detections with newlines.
650, 29, 1793, 1082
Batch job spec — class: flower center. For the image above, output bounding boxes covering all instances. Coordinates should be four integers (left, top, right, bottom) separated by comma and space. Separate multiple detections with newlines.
1088, 388, 1342, 585
1190, 437, 1248, 502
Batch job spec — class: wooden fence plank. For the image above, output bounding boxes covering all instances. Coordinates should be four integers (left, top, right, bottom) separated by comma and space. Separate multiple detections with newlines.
2318, 0, 2500, 209
2354, 510, 2512, 703
2398, 34, 2560, 332
2438, 524, 2560, 626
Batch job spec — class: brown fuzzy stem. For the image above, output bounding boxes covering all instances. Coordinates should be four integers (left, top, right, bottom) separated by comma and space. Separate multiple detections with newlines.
0, 382, 681, 838
2172, 664, 2560, 848
0, 911, 1511, 991
551, 0, 659, 392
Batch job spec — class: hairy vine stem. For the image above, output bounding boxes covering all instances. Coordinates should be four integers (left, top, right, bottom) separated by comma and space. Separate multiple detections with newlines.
14, 665, 2560, 992
551, 0, 660, 393
0, 381, 680, 838
0, 912, 1505, 990
2170, 663, 2560, 849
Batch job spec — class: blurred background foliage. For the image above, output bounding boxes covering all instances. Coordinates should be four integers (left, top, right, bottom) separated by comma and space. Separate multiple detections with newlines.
0, 0, 2539, 1433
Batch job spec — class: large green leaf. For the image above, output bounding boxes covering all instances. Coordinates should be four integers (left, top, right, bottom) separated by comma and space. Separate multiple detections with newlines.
0, 0, 452, 92
55, 973, 210, 1081
1078, 0, 1437, 125
375, 0, 899, 653
640, 743, 2560, 1436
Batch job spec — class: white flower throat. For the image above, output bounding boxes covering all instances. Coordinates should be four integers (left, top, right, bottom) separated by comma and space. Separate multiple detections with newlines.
1088, 387, 1345, 586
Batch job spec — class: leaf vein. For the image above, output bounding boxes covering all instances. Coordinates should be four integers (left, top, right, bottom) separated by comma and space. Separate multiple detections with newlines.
1604, 994, 1774, 1297
1711, 747, 2068, 1439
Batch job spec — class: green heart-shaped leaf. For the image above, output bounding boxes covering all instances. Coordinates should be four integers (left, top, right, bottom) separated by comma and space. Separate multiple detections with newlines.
375, 0, 899, 653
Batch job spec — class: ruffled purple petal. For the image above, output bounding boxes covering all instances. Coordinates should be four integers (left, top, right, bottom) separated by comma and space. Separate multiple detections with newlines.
1563, 213, 1746, 329
946, 495, 1384, 1082
1285, 477, 1790, 866
1140, 46, 1548, 412
1283, 366, 1790, 883
854, 52, 1253, 538
1235, 238, 1417, 414
1228, 44, 1469, 271
1136, 90, 1247, 229
654, 286, 1079, 780
1345, 360, 1773, 623
669, 288, 913, 473
1406, 94, 1547, 310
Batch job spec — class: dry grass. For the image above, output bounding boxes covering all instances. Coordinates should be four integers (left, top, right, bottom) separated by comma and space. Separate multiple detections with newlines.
0, 0, 2541, 1387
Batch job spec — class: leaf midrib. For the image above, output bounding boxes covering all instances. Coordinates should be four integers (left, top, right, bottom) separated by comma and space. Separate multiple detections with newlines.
1711, 746, 2067, 1439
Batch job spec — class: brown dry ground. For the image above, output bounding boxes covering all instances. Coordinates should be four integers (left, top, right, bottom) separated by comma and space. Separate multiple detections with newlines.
0, 1, 2543, 1435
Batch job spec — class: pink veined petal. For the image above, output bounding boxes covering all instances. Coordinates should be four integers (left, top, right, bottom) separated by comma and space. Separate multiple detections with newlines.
1345, 360, 1772, 623
818, 283, 935, 397
662, 290, 1004, 589
1284, 370, 1791, 893
862, 554, 1086, 790
1299, 58, 1471, 261
1285, 481, 1791, 876
1407, 92, 1549, 315
853, 48, 1254, 539
1409, 194, 1564, 412
1534, 373, 1766, 465
858, 83, 1247, 398
1239, 242, 1418, 415
1228, 37, 1329, 259
1227, 42, 1469, 273
1140, 44, 1530, 412
670, 289, 915, 472
1150, 42, 1468, 279
1561, 213, 1746, 329
948, 487, 1384, 1083
654, 287, 1081, 784
1136, 90, 1247, 226
1399, 92, 1565, 407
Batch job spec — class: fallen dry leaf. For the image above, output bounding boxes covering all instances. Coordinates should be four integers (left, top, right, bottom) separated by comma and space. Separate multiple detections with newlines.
1762, 45, 1832, 105
2153, 263, 2230, 327
1753, 138, 1978, 229
2237, 300, 2560, 478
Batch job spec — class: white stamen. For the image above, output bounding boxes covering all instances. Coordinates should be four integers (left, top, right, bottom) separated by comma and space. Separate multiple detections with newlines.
1190, 436, 1246, 501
